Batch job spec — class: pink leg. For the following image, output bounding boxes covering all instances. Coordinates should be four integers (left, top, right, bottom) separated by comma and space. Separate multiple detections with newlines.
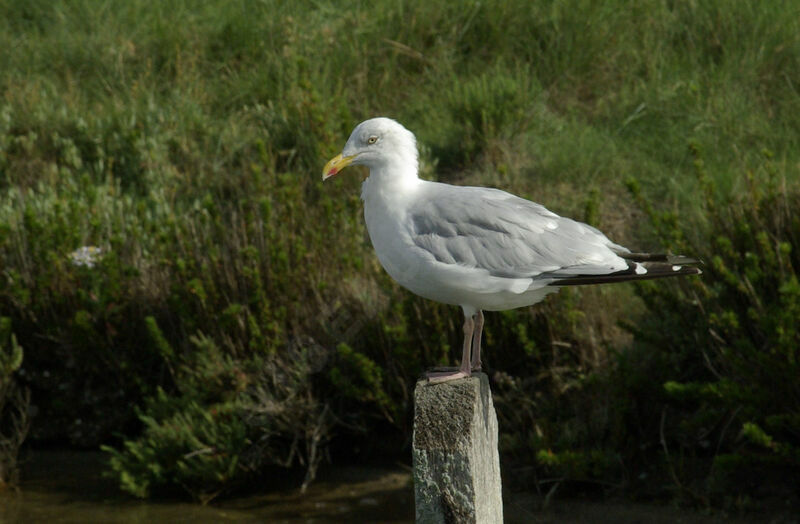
470, 310, 484, 371
427, 315, 474, 383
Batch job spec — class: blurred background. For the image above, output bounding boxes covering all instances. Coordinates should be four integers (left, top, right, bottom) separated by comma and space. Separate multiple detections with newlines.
0, 0, 798, 521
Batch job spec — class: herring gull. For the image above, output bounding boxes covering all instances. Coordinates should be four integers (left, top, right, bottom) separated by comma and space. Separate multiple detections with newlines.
322, 118, 701, 383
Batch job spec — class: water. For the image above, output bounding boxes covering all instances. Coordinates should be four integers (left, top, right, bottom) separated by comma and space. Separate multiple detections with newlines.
0, 450, 414, 523
1, 451, 786, 523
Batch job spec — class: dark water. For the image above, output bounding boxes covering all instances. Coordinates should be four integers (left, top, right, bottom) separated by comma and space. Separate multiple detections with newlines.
1, 451, 790, 523
0, 451, 414, 523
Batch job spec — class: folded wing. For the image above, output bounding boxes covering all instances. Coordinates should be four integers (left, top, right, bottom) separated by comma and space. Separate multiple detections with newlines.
407, 183, 700, 289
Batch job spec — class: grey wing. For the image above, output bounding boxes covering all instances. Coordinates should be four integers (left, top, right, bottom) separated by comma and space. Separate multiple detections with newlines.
407, 183, 629, 280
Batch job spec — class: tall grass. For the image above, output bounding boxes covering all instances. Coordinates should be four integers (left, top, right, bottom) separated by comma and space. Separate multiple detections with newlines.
0, 0, 798, 505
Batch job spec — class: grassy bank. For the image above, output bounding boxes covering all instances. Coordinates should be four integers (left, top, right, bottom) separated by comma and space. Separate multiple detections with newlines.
1, 0, 798, 509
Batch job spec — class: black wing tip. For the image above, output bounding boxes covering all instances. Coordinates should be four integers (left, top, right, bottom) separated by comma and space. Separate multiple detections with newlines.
548, 260, 703, 287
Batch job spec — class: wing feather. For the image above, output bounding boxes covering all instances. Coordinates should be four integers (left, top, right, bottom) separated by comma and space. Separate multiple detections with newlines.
407, 183, 626, 280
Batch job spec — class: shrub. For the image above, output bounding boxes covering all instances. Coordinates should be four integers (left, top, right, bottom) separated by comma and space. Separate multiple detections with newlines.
103, 326, 334, 502
625, 145, 800, 504
0, 317, 30, 490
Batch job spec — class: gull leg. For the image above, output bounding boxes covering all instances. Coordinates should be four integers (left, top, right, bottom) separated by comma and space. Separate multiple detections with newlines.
470, 310, 484, 371
426, 315, 474, 383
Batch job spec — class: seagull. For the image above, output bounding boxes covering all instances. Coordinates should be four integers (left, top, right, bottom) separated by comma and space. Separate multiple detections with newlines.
322, 118, 701, 383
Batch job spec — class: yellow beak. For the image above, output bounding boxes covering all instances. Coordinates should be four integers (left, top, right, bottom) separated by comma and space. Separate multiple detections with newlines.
322, 153, 358, 181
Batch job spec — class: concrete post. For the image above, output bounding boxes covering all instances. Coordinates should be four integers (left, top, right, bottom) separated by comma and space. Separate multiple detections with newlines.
412, 373, 503, 523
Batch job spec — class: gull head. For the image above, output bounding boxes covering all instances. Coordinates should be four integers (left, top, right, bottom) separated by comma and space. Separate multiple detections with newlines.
322, 117, 418, 181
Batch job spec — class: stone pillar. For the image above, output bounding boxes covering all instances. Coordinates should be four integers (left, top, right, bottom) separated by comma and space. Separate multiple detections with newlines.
412, 373, 503, 523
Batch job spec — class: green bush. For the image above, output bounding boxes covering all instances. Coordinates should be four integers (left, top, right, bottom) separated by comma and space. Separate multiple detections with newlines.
625, 146, 800, 504
490, 288, 637, 499
0, 317, 30, 490
103, 326, 336, 502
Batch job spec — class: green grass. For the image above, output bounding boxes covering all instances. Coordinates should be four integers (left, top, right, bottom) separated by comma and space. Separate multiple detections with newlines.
2, 1, 798, 194
1, 0, 798, 505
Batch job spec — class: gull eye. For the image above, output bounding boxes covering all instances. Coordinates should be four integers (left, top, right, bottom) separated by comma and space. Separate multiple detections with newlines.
367, 135, 378, 145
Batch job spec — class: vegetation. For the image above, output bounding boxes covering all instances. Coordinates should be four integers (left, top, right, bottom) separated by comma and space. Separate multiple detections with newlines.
0, 317, 30, 490
625, 148, 800, 508
0, 0, 797, 511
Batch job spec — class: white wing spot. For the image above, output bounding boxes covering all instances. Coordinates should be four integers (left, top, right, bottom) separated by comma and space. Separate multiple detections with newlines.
635, 264, 647, 275
672, 265, 681, 271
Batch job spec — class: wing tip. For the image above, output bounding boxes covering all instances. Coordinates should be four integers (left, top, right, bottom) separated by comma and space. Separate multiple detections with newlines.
547, 260, 703, 286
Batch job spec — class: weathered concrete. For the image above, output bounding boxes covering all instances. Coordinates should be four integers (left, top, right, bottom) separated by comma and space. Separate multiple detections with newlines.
413, 373, 503, 523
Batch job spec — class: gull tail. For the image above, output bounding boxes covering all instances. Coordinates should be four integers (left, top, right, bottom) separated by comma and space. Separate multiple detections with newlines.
548, 253, 702, 287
